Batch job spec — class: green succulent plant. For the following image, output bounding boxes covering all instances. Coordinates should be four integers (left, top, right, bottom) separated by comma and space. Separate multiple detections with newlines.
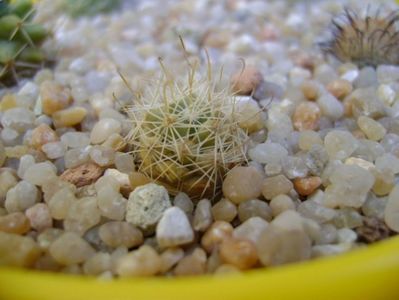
125, 62, 249, 200
0, 0, 49, 86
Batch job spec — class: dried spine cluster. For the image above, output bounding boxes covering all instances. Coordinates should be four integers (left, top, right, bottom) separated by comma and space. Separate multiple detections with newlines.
320, 8, 399, 67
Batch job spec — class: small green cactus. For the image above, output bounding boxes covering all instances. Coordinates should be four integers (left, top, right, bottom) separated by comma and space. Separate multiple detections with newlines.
0, 0, 49, 86
125, 63, 248, 200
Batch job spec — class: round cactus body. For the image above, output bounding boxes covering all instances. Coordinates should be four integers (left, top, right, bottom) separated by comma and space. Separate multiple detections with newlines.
126, 71, 248, 200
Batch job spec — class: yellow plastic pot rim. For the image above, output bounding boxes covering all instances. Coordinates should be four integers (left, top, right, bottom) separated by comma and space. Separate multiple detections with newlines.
1, 235, 399, 300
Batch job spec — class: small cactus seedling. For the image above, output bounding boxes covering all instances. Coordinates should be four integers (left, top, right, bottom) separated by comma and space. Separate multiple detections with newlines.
0, 0, 49, 86
320, 7, 399, 67
124, 61, 249, 200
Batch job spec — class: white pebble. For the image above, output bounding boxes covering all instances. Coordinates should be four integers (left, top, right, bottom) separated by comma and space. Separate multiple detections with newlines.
126, 183, 171, 234
156, 207, 194, 248
23, 162, 57, 186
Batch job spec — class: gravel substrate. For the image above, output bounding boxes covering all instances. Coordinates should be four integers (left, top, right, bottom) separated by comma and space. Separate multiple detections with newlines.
1, 0, 399, 277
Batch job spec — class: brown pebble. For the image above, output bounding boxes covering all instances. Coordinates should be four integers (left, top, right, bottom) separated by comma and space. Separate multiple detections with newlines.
327, 79, 353, 100
60, 162, 104, 188
343, 97, 353, 117
30, 124, 59, 150
231, 66, 264, 95
301, 81, 319, 101
356, 217, 392, 243
292, 102, 321, 131
293, 177, 322, 196
0, 212, 31, 234
219, 237, 258, 270
290, 51, 315, 71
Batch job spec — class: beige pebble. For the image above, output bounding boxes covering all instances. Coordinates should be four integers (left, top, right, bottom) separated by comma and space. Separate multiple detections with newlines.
0, 212, 31, 234
116, 245, 161, 277
223, 166, 264, 204
292, 102, 321, 131
270, 195, 296, 217
293, 176, 322, 196
236, 99, 264, 133
301, 80, 320, 101
97, 185, 126, 221
372, 169, 395, 197
174, 248, 207, 276
0, 170, 18, 202
211, 198, 237, 222
40, 81, 72, 115
23, 161, 57, 186
83, 252, 111, 276
37, 228, 63, 251
160, 248, 184, 273
201, 221, 234, 253
261, 175, 293, 200
101, 133, 126, 151
0, 232, 41, 267
231, 66, 263, 95
99, 221, 143, 248
326, 79, 352, 100
193, 198, 213, 232
49, 232, 95, 265
298, 130, 323, 151
90, 118, 122, 144
30, 124, 59, 150
25, 203, 53, 232
5, 145, 29, 158
219, 237, 258, 270
53, 107, 87, 128
345, 157, 375, 171
233, 217, 269, 244
357, 116, 386, 141
48, 187, 76, 220
256, 211, 311, 266
64, 196, 101, 235
237, 199, 272, 222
